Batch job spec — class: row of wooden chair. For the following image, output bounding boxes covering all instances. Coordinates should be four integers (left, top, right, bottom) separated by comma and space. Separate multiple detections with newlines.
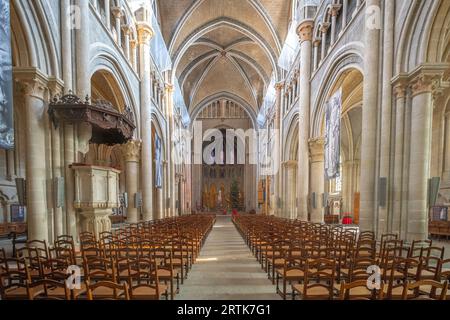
0, 214, 215, 300
233, 215, 450, 300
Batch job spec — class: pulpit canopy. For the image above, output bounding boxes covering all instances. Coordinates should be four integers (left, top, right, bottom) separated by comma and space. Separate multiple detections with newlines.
48, 93, 136, 145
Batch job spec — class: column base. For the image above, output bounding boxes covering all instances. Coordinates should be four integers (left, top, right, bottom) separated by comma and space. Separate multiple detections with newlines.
79, 209, 113, 239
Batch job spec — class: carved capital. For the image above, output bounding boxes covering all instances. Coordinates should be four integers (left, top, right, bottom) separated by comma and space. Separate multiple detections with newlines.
410, 74, 435, 97
136, 22, 154, 45
121, 140, 142, 162
319, 22, 331, 34
309, 138, 325, 161
393, 82, 408, 99
122, 24, 132, 35
111, 6, 123, 18
47, 77, 65, 99
329, 4, 342, 17
165, 83, 174, 93
296, 20, 314, 42
275, 82, 285, 91
13, 67, 48, 100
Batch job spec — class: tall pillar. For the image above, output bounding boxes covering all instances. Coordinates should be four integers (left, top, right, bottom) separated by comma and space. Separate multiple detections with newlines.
75, 0, 90, 98
378, 0, 395, 235
112, 7, 122, 46
16, 70, 49, 241
64, 124, 76, 238
48, 80, 65, 237
359, 0, 380, 232
309, 138, 325, 223
165, 83, 176, 217
406, 75, 434, 241
121, 140, 141, 223
392, 81, 407, 236
61, 0, 72, 93
137, 21, 154, 221
274, 82, 284, 216
296, 19, 314, 221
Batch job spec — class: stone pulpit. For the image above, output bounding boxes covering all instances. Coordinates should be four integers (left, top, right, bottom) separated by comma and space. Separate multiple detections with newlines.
72, 165, 121, 239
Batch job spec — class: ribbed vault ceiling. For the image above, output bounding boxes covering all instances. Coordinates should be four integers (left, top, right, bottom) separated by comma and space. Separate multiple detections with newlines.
158, 0, 291, 114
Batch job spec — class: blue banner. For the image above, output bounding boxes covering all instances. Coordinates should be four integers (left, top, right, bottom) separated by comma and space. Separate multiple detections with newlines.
0, 1, 14, 149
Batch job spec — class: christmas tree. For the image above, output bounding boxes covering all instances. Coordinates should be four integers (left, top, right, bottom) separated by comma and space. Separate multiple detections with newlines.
230, 180, 240, 209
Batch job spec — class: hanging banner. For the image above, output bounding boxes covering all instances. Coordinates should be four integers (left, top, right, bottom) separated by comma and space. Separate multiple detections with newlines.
155, 134, 163, 188
0, 1, 14, 149
324, 88, 342, 180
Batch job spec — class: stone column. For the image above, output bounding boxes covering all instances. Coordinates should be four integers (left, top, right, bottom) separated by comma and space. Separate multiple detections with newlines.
122, 25, 131, 59
313, 38, 320, 71
75, 0, 90, 98
445, 115, 450, 174
274, 82, 284, 216
309, 138, 325, 223
112, 7, 122, 46
130, 40, 137, 70
61, 0, 72, 93
329, 5, 341, 46
378, 0, 395, 235
284, 161, 297, 219
121, 140, 141, 223
320, 23, 330, 63
137, 22, 154, 221
16, 70, 49, 241
165, 84, 176, 217
64, 124, 76, 238
105, 0, 111, 30
359, 0, 380, 232
48, 80, 65, 237
341, 0, 348, 34
296, 19, 314, 221
392, 81, 407, 236
406, 75, 434, 241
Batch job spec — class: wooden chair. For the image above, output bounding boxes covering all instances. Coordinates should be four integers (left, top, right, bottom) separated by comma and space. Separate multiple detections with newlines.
0, 258, 33, 300
292, 258, 336, 300
339, 280, 384, 300
86, 280, 130, 300
383, 258, 421, 299
27, 278, 71, 300
276, 255, 307, 300
402, 280, 448, 300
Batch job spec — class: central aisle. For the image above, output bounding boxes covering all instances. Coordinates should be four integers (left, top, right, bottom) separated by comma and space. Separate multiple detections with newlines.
176, 215, 281, 300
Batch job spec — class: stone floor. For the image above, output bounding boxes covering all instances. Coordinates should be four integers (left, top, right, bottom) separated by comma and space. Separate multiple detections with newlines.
175, 215, 281, 300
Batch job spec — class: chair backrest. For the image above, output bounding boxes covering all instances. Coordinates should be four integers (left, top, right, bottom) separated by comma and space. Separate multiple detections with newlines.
402, 280, 448, 300
440, 258, 450, 281
27, 278, 71, 300
86, 280, 130, 300
420, 246, 445, 260
303, 258, 336, 299
339, 280, 383, 300
349, 257, 377, 281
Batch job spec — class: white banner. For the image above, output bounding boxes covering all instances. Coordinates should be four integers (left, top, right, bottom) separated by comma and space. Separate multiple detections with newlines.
324, 89, 342, 180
